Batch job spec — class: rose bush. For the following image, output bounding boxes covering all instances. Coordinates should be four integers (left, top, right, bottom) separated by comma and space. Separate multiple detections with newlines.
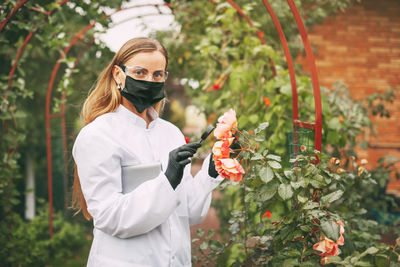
156, 0, 399, 266
192, 112, 400, 266
194, 120, 400, 265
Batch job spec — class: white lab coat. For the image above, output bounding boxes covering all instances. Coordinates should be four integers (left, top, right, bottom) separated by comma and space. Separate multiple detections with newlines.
72, 104, 223, 267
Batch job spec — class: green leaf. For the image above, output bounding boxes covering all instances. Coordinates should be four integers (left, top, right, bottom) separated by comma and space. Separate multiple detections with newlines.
238, 116, 248, 127
320, 190, 344, 205
297, 194, 308, 203
300, 225, 312, 232
266, 154, 281, 162
323, 256, 342, 265
259, 181, 279, 201
310, 174, 326, 188
290, 180, 303, 189
260, 166, 274, 184
255, 136, 264, 142
328, 117, 341, 130
268, 160, 282, 169
209, 240, 223, 252
321, 220, 339, 241
207, 230, 215, 239
354, 262, 373, 267
249, 114, 258, 123
283, 258, 299, 267
303, 201, 319, 210
278, 184, 293, 200
327, 130, 340, 144
300, 260, 320, 267
281, 84, 292, 96
361, 247, 379, 257
197, 228, 204, 238
284, 170, 295, 180
255, 122, 269, 135
251, 153, 263, 160
199, 241, 208, 250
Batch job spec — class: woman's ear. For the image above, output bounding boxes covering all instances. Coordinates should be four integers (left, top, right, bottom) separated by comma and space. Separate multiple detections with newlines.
112, 65, 124, 86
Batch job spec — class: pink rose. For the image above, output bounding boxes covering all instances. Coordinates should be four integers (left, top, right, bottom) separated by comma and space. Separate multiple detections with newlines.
214, 158, 245, 182
313, 237, 339, 257
214, 109, 237, 139
336, 221, 345, 246
212, 138, 233, 159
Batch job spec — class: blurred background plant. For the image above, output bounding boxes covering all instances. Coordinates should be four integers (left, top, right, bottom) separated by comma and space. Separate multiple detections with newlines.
1, 0, 123, 265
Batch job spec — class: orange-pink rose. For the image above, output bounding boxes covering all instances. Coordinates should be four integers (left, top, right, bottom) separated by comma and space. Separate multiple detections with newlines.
214, 158, 245, 182
214, 109, 237, 139
313, 221, 345, 263
313, 237, 339, 257
212, 138, 233, 159
336, 221, 345, 246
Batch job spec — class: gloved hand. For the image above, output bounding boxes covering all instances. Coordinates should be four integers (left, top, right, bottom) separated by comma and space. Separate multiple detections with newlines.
208, 154, 219, 178
229, 136, 242, 157
208, 136, 241, 178
165, 142, 202, 190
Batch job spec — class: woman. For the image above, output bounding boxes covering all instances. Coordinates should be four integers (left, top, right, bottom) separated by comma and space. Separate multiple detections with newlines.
72, 37, 222, 267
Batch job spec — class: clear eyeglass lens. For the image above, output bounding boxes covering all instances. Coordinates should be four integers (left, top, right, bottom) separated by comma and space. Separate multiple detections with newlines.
126, 67, 167, 82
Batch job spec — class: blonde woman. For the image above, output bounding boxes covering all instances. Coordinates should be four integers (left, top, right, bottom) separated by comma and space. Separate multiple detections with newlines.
72, 37, 222, 267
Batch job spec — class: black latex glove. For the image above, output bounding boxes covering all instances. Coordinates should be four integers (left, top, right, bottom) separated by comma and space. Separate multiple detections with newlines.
208, 136, 241, 178
229, 136, 242, 158
208, 153, 219, 178
165, 142, 202, 190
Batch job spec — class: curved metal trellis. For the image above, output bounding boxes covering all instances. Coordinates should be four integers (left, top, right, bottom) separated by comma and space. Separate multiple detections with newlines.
261, 0, 322, 156
0, 0, 29, 32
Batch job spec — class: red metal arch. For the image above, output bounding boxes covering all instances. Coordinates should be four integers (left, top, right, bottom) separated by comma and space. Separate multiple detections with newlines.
0, 0, 29, 32
261, 0, 298, 123
260, 0, 322, 154
287, 0, 322, 153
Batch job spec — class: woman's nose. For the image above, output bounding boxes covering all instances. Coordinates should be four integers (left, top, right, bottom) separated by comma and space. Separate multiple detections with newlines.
144, 75, 155, 82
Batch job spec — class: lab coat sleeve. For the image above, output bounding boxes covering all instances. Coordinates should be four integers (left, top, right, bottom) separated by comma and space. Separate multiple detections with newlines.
181, 154, 223, 226
72, 128, 179, 238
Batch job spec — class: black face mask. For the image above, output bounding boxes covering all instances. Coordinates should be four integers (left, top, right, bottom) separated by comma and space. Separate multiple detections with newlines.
120, 75, 165, 113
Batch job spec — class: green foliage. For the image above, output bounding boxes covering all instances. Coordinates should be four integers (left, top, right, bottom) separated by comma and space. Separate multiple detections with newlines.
0, 203, 87, 266
194, 131, 400, 266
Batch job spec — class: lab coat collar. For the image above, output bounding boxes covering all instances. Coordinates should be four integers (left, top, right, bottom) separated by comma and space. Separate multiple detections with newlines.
117, 104, 159, 129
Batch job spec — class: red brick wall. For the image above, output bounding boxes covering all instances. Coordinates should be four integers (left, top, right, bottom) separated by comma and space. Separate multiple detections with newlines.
296, 0, 400, 196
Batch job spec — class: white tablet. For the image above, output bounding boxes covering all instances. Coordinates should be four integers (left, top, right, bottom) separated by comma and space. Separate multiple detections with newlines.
121, 162, 162, 194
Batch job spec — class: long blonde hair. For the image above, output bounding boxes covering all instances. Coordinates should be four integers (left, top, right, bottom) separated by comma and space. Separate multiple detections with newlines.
72, 37, 168, 220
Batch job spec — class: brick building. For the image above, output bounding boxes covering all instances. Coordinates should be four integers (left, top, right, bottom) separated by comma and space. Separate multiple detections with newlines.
296, 0, 400, 196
